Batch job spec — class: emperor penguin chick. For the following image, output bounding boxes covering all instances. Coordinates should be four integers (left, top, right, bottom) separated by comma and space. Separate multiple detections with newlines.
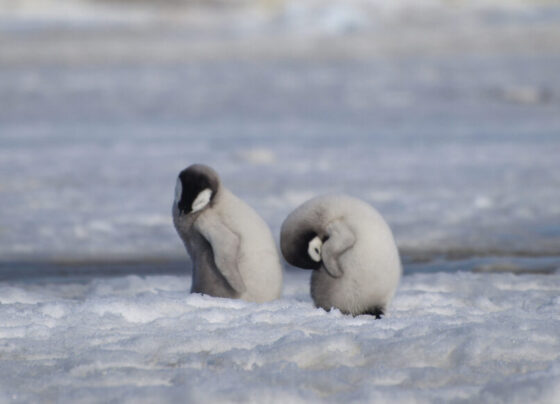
280, 195, 401, 317
172, 164, 282, 302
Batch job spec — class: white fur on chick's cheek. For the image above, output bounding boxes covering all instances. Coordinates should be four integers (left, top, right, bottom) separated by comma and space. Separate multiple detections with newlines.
308, 236, 322, 262
192, 188, 212, 212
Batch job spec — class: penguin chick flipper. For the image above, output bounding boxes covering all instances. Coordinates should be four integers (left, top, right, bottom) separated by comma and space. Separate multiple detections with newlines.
321, 219, 356, 278
194, 213, 247, 294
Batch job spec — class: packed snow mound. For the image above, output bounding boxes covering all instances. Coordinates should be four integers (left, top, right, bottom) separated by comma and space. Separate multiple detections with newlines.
1, 270, 559, 402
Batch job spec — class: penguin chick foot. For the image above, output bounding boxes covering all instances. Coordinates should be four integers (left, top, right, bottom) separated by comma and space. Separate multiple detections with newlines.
364, 307, 384, 319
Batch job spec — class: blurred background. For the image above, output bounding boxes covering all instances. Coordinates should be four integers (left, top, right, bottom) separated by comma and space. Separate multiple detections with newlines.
1, 0, 560, 274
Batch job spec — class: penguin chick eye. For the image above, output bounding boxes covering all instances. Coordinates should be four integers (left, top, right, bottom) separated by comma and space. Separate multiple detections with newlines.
191, 188, 212, 213
174, 177, 182, 204
307, 236, 322, 263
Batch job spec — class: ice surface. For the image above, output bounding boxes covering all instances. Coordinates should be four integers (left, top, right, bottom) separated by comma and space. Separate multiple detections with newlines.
0, 270, 559, 402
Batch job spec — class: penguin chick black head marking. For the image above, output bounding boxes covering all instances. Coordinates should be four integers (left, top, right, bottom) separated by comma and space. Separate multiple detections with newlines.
283, 230, 328, 270
175, 164, 220, 215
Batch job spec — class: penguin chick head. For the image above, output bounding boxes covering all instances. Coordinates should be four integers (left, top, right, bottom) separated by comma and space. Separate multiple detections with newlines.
175, 164, 220, 215
281, 229, 325, 270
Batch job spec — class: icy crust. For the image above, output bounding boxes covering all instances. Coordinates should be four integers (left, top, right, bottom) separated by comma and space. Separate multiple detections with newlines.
0, 271, 559, 402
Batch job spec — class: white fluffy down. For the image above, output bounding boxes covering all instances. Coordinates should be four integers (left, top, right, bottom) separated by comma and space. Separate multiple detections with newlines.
185, 187, 283, 303
282, 195, 402, 315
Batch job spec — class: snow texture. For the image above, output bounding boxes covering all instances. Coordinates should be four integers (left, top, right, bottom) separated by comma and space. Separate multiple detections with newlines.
0, 271, 559, 403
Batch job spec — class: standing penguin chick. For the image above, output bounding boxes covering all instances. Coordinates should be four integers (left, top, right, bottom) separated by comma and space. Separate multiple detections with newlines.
172, 164, 282, 302
280, 195, 401, 317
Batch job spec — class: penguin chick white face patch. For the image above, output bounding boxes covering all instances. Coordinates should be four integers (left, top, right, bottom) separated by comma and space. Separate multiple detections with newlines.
308, 236, 323, 262
192, 188, 212, 213
174, 177, 182, 204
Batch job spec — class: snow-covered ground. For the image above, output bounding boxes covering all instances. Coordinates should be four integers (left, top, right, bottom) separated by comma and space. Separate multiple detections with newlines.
1, 271, 559, 403
1, 0, 560, 402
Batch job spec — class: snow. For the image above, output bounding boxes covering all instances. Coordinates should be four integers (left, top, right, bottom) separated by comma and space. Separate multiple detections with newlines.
1, 0, 560, 402
1, 58, 560, 260
0, 270, 559, 402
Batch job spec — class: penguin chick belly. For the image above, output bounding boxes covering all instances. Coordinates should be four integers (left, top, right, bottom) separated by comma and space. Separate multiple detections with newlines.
236, 246, 283, 302
311, 239, 400, 316
311, 268, 365, 315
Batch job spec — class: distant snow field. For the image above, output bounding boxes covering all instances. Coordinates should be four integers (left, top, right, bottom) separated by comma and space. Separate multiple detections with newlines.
1, 0, 560, 260
0, 270, 559, 403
